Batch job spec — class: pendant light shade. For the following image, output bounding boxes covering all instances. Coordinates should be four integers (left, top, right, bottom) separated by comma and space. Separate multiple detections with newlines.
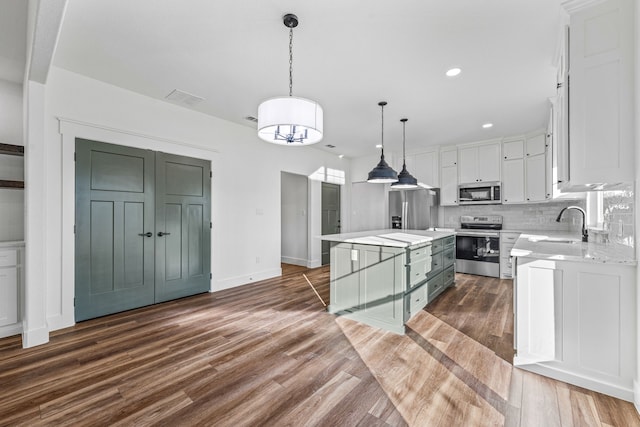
391, 118, 419, 189
367, 101, 398, 183
258, 96, 323, 145
257, 13, 323, 145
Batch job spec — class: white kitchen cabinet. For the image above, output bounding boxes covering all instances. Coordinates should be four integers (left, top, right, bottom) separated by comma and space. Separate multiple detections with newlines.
561, 0, 634, 189
458, 142, 500, 184
502, 158, 525, 204
439, 147, 458, 206
0, 244, 23, 338
514, 257, 636, 401
412, 149, 439, 188
502, 138, 525, 204
501, 133, 547, 204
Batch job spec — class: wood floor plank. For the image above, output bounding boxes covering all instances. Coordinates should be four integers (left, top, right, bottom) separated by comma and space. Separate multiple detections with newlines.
0, 266, 638, 426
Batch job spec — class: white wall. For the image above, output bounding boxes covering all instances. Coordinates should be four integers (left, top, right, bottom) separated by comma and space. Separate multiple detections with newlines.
38, 67, 350, 333
0, 79, 23, 145
281, 172, 308, 266
634, 0, 640, 412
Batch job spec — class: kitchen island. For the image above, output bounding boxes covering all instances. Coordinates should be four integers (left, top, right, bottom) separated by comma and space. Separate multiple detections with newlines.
511, 232, 637, 402
321, 229, 455, 334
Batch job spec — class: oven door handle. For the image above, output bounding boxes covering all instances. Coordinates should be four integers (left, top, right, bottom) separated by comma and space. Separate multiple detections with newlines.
456, 231, 500, 238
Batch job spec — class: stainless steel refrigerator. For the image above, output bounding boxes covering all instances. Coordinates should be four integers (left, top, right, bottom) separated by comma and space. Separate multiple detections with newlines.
389, 188, 438, 230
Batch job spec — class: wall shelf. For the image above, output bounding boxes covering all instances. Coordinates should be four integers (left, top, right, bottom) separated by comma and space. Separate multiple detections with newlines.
0, 144, 24, 157
0, 144, 24, 189
0, 180, 24, 189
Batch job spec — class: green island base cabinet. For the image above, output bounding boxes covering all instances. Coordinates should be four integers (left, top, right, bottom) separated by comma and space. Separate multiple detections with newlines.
325, 231, 455, 334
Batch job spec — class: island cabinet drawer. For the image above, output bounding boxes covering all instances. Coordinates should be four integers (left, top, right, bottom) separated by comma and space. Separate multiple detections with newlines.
442, 247, 455, 268
443, 236, 455, 248
431, 239, 444, 254
407, 257, 431, 289
443, 265, 455, 287
0, 250, 17, 268
405, 283, 428, 320
427, 252, 443, 279
427, 271, 445, 301
407, 245, 432, 263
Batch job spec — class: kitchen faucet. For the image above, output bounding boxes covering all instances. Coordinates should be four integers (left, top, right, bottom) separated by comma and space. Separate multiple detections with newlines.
555, 206, 588, 242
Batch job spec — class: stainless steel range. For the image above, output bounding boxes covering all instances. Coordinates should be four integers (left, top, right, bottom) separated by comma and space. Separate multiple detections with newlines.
456, 215, 502, 277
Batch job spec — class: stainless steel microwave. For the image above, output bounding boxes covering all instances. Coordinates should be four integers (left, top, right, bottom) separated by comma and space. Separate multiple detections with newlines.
458, 182, 501, 205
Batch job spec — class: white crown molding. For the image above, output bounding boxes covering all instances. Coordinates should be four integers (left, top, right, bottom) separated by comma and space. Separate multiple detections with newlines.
561, 0, 608, 14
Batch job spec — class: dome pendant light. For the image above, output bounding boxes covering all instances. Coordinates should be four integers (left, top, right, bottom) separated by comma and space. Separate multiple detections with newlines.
391, 118, 419, 189
257, 13, 323, 145
367, 101, 398, 183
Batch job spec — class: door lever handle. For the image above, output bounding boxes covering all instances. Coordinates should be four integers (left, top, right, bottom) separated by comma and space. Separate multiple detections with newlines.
157, 232, 171, 237
138, 232, 153, 237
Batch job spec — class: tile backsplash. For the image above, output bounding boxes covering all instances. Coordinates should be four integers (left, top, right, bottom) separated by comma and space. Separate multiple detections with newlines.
599, 183, 634, 247
442, 200, 586, 232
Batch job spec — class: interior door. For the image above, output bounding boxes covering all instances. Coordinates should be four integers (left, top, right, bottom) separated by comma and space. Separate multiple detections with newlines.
321, 182, 341, 265
75, 140, 211, 321
155, 152, 211, 302
75, 139, 156, 321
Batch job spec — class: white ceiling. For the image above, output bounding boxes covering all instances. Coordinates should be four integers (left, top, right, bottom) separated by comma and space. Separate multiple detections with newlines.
0, 0, 27, 84
13, 0, 564, 158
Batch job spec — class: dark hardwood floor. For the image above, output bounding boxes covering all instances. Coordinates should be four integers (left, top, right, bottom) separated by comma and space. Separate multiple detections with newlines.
0, 266, 638, 426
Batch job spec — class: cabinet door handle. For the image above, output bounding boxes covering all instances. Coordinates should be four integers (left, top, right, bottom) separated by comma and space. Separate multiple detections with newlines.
158, 232, 171, 237
138, 232, 153, 237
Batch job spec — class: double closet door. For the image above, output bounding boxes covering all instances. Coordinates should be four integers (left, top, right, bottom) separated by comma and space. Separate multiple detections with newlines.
75, 139, 211, 321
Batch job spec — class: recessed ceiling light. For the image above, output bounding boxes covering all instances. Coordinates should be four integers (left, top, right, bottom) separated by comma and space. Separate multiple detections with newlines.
338, 154, 344, 159
446, 68, 462, 77
376, 144, 383, 148
482, 123, 493, 129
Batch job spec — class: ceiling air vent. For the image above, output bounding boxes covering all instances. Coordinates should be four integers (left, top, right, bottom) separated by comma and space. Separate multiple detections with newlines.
325, 144, 336, 148
245, 116, 258, 123
165, 89, 205, 107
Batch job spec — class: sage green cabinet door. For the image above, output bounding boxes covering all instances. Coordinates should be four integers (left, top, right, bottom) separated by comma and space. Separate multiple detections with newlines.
75, 139, 156, 321
154, 152, 211, 302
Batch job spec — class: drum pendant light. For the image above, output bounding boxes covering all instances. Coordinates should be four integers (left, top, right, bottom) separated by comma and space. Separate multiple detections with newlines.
257, 14, 323, 145
391, 118, 419, 189
367, 101, 398, 183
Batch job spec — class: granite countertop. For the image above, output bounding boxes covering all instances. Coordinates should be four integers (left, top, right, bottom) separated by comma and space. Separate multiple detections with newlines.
510, 231, 636, 265
320, 229, 454, 248
0, 240, 25, 248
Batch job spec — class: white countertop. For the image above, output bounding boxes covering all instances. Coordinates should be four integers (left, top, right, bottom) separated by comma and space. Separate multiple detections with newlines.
320, 229, 454, 248
510, 231, 636, 265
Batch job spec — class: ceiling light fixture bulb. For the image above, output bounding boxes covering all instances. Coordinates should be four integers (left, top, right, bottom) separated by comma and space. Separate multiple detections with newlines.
482, 123, 493, 129
446, 68, 462, 77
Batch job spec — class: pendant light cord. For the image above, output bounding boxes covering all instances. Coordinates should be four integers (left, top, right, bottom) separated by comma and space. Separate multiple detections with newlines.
380, 103, 385, 157
402, 119, 407, 167
289, 27, 293, 97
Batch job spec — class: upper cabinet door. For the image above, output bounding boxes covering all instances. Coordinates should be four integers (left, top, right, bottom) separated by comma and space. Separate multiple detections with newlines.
566, 0, 634, 186
477, 143, 501, 182
503, 139, 524, 160
458, 142, 501, 183
458, 147, 478, 184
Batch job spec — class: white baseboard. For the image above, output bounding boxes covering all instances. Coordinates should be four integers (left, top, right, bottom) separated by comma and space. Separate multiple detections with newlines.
213, 267, 282, 292
307, 259, 322, 268
514, 361, 634, 402
47, 314, 75, 332
281, 256, 307, 266
0, 323, 22, 340
634, 380, 640, 415
22, 325, 49, 348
